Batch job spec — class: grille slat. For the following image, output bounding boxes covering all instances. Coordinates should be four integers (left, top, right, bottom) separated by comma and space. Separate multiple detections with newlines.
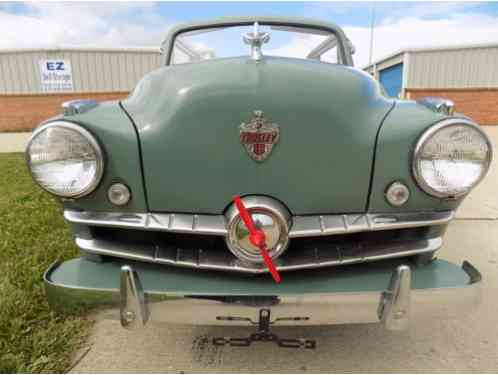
77, 226, 444, 274
64, 210, 454, 238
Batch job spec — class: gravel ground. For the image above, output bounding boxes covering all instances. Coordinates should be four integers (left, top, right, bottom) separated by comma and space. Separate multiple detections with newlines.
64, 127, 498, 373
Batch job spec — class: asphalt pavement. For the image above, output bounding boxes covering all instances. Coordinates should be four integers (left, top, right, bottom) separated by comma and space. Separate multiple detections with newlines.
53, 127, 498, 372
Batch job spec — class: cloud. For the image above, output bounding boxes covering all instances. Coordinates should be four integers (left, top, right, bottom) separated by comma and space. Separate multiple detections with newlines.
266, 34, 326, 59
0, 2, 172, 48
263, 10, 498, 68
351, 12, 498, 67
1, 2, 497, 71
317, 1, 482, 20
376, 2, 481, 20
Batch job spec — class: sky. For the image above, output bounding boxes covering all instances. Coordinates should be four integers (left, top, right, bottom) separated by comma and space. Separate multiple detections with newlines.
1, 1, 498, 67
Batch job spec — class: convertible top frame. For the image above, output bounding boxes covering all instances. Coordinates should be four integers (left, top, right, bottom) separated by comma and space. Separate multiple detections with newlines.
160, 16, 354, 66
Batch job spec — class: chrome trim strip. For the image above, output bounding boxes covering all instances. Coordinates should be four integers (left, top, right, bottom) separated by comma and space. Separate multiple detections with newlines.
44, 260, 482, 327
64, 210, 228, 236
62, 99, 98, 116
64, 210, 454, 238
416, 97, 454, 116
288, 210, 453, 237
75, 236, 443, 274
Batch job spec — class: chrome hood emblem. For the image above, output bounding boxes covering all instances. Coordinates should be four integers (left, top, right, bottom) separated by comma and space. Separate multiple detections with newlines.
239, 111, 280, 162
243, 22, 270, 61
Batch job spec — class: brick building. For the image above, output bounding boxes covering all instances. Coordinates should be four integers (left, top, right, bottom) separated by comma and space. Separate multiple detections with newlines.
0, 47, 161, 132
2, 44, 497, 132
364, 43, 498, 125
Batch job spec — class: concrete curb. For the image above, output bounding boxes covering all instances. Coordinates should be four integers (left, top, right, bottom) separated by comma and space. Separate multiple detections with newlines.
0, 132, 31, 153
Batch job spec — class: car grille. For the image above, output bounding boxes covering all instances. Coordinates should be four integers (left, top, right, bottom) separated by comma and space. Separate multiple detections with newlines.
75, 224, 445, 274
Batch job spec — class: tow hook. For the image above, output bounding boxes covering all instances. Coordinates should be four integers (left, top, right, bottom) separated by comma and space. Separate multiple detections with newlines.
213, 309, 316, 349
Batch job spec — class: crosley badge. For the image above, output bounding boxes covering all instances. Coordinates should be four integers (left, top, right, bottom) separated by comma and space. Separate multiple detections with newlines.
239, 111, 280, 162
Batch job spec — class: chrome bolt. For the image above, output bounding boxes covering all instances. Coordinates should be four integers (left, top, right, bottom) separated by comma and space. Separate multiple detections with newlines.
394, 310, 406, 319
124, 311, 136, 323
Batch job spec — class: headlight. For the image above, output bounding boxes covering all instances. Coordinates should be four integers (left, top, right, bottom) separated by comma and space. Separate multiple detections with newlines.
413, 119, 492, 198
26, 121, 104, 198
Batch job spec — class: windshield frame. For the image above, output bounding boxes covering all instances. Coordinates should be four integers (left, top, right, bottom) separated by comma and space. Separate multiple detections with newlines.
160, 16, 353, 66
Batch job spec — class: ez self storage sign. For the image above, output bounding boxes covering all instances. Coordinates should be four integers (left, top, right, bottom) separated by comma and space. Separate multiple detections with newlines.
39, 59, 74, 92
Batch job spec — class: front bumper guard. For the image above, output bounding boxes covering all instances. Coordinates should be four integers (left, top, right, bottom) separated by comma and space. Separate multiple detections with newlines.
44, 258, 481, 331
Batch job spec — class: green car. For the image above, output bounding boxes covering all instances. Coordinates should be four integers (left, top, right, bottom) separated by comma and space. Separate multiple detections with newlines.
26, 16, 491, 346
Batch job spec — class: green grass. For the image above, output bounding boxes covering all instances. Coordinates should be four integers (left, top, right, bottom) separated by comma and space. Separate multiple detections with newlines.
0, 153, 89, 373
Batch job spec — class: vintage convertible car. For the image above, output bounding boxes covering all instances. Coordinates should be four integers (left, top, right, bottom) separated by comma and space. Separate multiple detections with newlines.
26, 17, 491, 347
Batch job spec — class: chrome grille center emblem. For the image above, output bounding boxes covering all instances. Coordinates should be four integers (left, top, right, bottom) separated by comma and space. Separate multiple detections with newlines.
225, 196, 291, 265
239, 111, 280, 162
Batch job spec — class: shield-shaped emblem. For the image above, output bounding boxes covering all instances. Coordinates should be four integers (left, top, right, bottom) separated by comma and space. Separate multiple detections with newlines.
239, 111, 280, 162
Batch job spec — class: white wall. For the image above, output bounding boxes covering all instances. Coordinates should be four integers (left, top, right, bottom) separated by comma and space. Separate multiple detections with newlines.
0, 48, 161, 94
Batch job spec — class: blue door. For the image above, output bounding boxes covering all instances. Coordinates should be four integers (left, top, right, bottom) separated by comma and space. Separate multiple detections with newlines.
379, 63, 403, 98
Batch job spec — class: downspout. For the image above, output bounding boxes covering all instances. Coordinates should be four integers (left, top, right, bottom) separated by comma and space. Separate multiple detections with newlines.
402, 52, 410, 99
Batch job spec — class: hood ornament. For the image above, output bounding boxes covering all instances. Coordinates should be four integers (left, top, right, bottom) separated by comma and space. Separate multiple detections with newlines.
243, 22, 270, 61
239, 111, 280, 162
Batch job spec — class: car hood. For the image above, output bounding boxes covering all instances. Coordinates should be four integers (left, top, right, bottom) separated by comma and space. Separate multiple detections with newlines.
122, 57, 394, 215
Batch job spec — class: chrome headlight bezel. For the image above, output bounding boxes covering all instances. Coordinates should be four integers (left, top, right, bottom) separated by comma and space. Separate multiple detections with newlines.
412, 118, 492, 199
26, 121, 105, 198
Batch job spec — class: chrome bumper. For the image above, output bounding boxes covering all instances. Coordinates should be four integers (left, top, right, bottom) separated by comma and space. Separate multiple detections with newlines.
44, 258, 481, 331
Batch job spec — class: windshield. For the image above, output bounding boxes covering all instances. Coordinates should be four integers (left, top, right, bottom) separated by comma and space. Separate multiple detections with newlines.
171, 24, 343, 65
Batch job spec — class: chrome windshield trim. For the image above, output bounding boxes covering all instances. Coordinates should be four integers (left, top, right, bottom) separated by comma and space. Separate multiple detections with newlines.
65, 210, 454, 238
